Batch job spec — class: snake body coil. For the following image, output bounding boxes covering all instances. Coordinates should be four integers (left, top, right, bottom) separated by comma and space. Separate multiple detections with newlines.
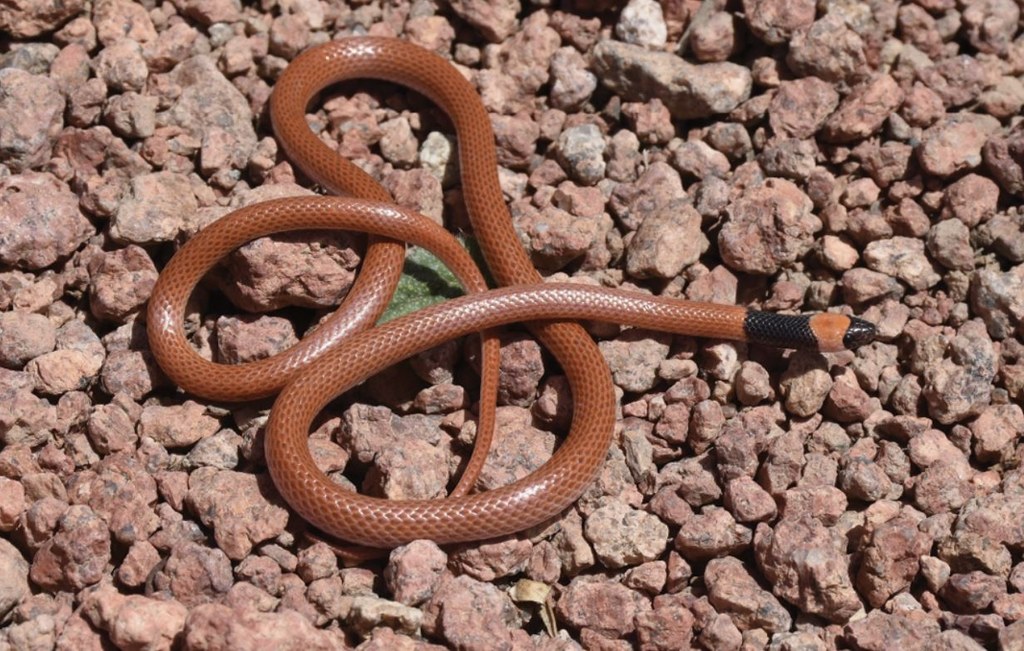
147, 38, 874, 549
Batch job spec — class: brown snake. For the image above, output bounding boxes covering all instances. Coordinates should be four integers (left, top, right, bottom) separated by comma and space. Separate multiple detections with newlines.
147, 37, 874, 549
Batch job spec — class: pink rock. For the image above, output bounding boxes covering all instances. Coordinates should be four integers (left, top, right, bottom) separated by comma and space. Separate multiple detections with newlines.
942, 174, 1000, 227
117, 540, 161, 589
690, 11, 738, 63
927, 219, 974, 271
475, 13, 559, 113
901, 83, 946, 128
719, 178, 819, 275
110, 171, 200, 244
182, 603, 340, 649
449, 538, 531, 582
940, 571, 1005, 612
556, 575, 648, 638
918, 55, 986, 109
856, 511, 932, 607
742, 0, 815, 45
185, 469, 289, 560
0, 312, 56, 367
841, 267, 904, 304
674, 507, 751, 561
105, 594, 188, 651
86, 402, 138, 454
591, 40, 751, 120
366, 436, 451, 500
786, 13, 868, 83
635, 598, 695, 650
0, 69, 64, 172
623, 560, 667, 595
921, 320, 996, 424
145, 23, 199, 73
385, 540, 447, 606
598, 331, 672, 393
917, 113, 1001, 178
970, 404, 1024, 463
754, 516, 862, 622
422, 575, 519, 649
734, 361, 772, 406
0, 172, 93, 270
939, 532, 1012, 587
583, 500, 668, 568
822, 75, 904, 143
88, 245, 158, 323
962, 0, 1019, 53
163, 55, 256, 186
769, 78, 840, 140
138, 400, 220, 448
843, 610, 941, 649
447, 0, 519, 42
0, 537, 30, 622
824, 367, 876, 422
723, 476, 777, 523
705, 557, 791, 634
214, 315, 298, 365
94, 39, 148, 93
29, 504, 110, 591
295, 542, 337, 585
550, 46, 597, 111
0, 0, 85, 38
155, 542, 233, 607
621, 99, 674, 146
65, 451, 159, 545
471, 406, 553, 493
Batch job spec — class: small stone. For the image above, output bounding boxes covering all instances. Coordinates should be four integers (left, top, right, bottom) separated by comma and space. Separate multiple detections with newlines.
705, 556, 792, 634
615, 0, 667, 47
0, 172, 93, 270
584, 500, 668, 568
591, 40, 751, 120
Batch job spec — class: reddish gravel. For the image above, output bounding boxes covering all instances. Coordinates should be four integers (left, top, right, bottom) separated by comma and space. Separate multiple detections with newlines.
2, 0, 1024, 649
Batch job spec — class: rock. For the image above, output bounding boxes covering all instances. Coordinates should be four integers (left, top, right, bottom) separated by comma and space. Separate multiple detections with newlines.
556, 575, 648, 638
754, 516, 862, 622
182, 603, 340, 650
447, 0, 519, 42
109, 171, 200, 244
863, 237, 942, 290
29, 504, 111, 591
162, 55, 258, 186
422, 575, 520, 649
584, 500, 668, 568
0, 69, 64, 171
0, 538, 30, 625
821, 75, 904, 143
917, 113, 1001, 178
0, 172, 93, 270
922, 320, 997, 424
769, 78, 840, 139
719, 178, 819, 275
591, 39, 751, 120
0, 0, 85, 38
385, 541, 447, 606
786, 12, 868, 83
705, 556, 792, 634
88, 245, 159, 322
0, 312, 56, 368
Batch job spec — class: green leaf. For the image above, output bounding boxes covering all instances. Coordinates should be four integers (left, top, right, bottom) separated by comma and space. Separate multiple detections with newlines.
377, 235, 489, 324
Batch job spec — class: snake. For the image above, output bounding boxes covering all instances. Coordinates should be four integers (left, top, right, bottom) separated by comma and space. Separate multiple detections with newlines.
147, 37, 875, 549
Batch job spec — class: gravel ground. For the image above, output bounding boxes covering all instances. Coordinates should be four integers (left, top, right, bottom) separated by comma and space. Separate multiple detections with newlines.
2, 0, 1024, 649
